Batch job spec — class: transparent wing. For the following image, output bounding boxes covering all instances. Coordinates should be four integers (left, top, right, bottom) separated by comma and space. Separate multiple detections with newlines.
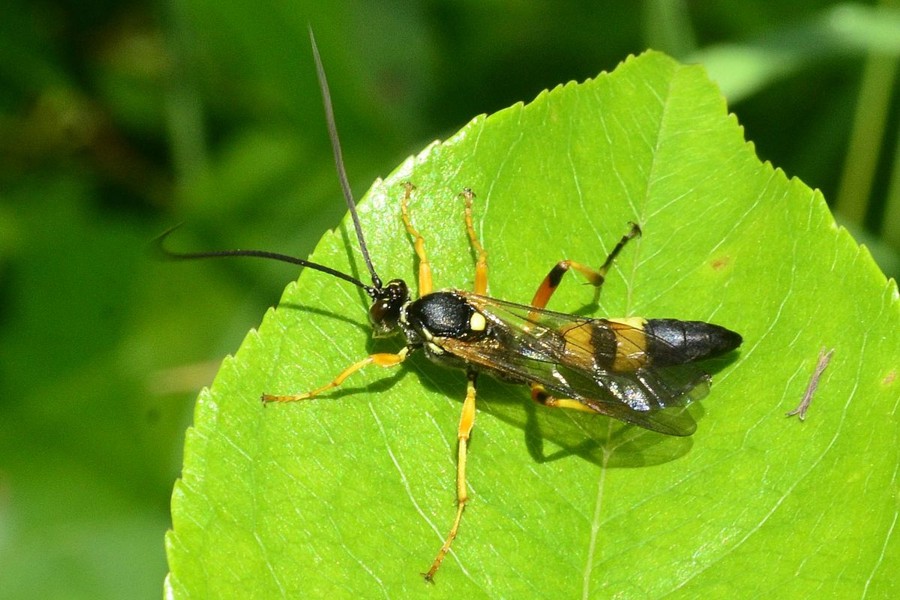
440, 292, 712, 436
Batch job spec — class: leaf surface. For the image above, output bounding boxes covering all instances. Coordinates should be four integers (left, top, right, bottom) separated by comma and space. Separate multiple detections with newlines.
166, 51, 899, 598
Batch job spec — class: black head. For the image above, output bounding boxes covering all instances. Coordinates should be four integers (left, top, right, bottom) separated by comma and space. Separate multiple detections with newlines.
368, 279, 410, 337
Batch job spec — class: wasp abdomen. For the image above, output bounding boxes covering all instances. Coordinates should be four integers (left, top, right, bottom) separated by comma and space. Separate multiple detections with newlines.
645, 319, 742, 367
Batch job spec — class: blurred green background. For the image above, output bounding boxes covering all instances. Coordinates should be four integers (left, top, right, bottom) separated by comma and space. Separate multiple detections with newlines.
0, 1, 897, 598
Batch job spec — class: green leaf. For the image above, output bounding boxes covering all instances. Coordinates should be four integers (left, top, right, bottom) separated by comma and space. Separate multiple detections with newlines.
165, 51, 899, 597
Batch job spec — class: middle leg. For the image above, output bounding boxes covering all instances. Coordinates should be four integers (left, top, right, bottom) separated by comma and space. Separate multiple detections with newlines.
423, 370, 478, 582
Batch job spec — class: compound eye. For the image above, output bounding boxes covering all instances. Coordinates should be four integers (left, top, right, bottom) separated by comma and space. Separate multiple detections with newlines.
368, 298, 393, 327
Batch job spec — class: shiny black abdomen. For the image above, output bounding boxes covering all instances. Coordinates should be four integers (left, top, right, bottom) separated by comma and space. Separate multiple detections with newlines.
645, 319, 743, 366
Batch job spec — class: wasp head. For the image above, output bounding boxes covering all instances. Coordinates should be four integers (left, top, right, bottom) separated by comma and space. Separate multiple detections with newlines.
368, 279, 409, 337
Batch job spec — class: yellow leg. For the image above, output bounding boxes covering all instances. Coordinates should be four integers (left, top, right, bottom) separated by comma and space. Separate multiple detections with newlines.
262, 348, 408, 403
400, 182, 433, 295
530, 383, 596, 413
424, 372, 478, 582
459, 188, 488, 295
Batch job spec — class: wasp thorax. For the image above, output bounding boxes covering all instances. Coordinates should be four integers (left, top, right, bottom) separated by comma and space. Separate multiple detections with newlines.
405, 292, 488, 341
369, 279, 409, 337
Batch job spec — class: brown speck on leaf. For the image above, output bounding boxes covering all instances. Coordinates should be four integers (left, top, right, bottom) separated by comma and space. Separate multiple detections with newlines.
710, 256, 730, 271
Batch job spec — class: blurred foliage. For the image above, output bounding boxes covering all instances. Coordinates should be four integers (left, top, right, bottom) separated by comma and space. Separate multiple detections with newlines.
0, 1, 896, 598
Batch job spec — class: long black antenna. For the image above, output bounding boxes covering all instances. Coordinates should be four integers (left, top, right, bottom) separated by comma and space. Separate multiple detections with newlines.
155, 226, 372, 292
308, 27, 382, 290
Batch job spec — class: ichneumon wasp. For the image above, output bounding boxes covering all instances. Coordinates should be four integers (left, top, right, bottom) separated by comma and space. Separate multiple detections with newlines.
159, 28, 743, 582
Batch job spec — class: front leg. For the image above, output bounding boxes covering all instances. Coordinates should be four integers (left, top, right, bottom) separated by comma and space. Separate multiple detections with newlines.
261, 348, 409, 403
401, 182, 434, 296
459, 188, 488, 295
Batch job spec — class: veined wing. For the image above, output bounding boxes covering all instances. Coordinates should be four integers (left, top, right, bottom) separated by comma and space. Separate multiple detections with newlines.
439, 292, 712, 436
